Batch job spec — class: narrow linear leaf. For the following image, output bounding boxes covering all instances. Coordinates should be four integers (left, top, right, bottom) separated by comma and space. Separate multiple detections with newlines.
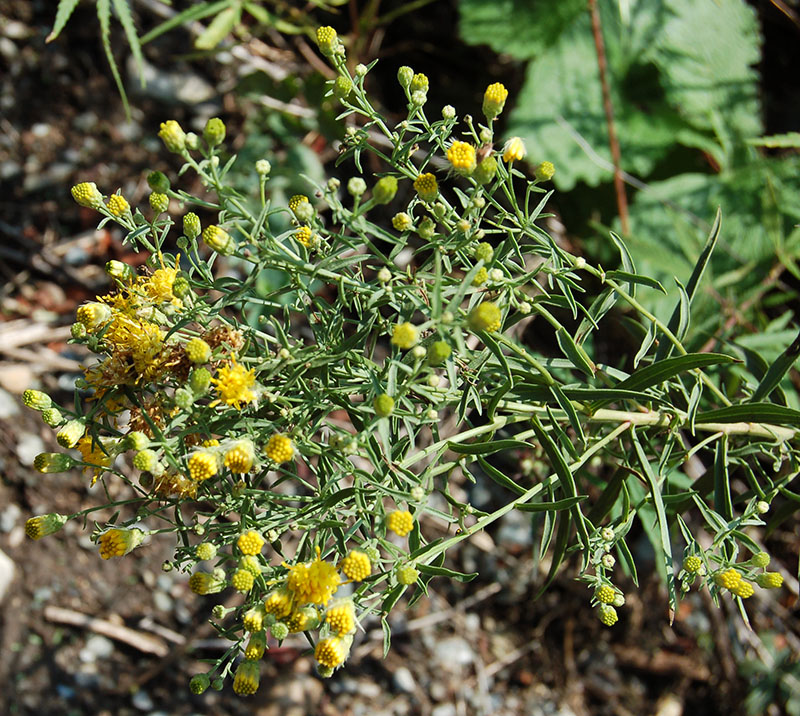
655, 207, 721, 360
97, 0, 131, 118
476, 456, 526, 496
448, 439, 534, 455
556, 327, 596, 376
713, 436, 732, 521
195, 4, 240, 50
516, 495, 588, 512
111, 0, 144, 82
417, 564, 478, 582
696, 403, 800, 427
605, 271, 666, 293
534, 511, 571, 599
609, 231, 636, 296
750, 328, 800, 403
614, 353, 736, 393
47, 0, 81, 42
140, 1, 229, 44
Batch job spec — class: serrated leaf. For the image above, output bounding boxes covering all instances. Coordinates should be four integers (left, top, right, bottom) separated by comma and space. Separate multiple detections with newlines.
47, 0, 81, 42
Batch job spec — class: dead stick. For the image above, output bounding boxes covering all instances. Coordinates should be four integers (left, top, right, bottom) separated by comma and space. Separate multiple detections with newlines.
44, 605, 169, 657
588, 0, 630, 235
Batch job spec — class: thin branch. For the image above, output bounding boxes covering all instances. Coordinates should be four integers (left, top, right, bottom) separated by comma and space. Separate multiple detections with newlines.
588, 0, 630, 235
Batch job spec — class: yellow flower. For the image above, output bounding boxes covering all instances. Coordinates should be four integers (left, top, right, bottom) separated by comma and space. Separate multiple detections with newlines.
386, 509, 414, 537
535, 161, 555, 181
446, 141, 477, 174
471, 267, 488, 286
316, 26, 339, 56
391, 322, 418, 350
237, 530, 265, 556
731, 580, 754, 599
25, 513, 67, 540
263, 588, 293, 618
413, 172, 438, 202
392, 213, 412, 231
98, 527, 145, 559
289, 194, 309, 213
598, 604, 618, 626
77, 435, 115, 484
71, 182, 104, 209
286, 605, 320, 633
325, 599, 356, 636
714, 568, 741, 591
595, 585, 615, 604
286, 546, 341, 606
233, 659, 260, 696
225, 440, 256, 473
188, 568, 227, 595
107, 194, 130, 217
142, 254, 180, 304
683, 555, 703, 573
76, 302, 112, 331
245, 631, 267, 660
188, 451, 218, 481
22, 389, 52, 411
315, 637, 349, 669
502, 136, 526, 163
243, 605, 266, 632
33, 452, 76, 473
340, 550, 371, 581
396, 564, 419, 585
295, 226, 312, 247
202, 225, 234, 255
756, 572, 784, 589
467, 301, 502, 333
195, 542, 217, 561
482, 82, 508, 119
186, 337, 212, 364
266, 434, 294, 463
212, 358, 257, 409
231, 568, 255, 593
158, 120, 186, 153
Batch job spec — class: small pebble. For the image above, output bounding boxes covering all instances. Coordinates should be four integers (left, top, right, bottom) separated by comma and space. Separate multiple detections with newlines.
16, 433, 45, 466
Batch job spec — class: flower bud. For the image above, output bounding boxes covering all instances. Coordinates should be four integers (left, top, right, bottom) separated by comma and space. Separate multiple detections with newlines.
396, 564, 419, 585
147, 170, 170, 193
98, 527, 146, 559
392, 213, 412, 231
442, 105, 455, 120
56, 419, 85, 448
188, 568, 227, 595
202, 225, 234, 255
33, 452, 76, 473
503, 136, 526, 163
245, 630, 267, 660
149, 192, 169, 214
333, 76, 353, 100
417, 217, 436, 240
71, 182, 104, 209
256, 159, 271, 176
158, 120, 186, 154
355, 63, 368, 77
106, 194, 130, 217
467, 301, 502, 333
410, 73, 429, 93
534, 161, 555, 182
413, 172, 438, 203
373, 393, 395, 417
185, 132, 200, 151
397, 66, 414, 89
233, 659, 261, 696
203, 117, 226, 147
474, 155, 498, 184
22, 389, 52, 411
183, 212, 201, 240
41, 408, 63, 427
316, 26, 339, 57
482, 82, 509, 120
189, 674, 210, 695
347, 177, 367, 197
751, 551, 770, 568
597, 604, 618, 626
25, 513, 68, 540
76, 302, 112, 331
105, 260, 135, 283
427, 341, 451, 366
373, 176, 398, 205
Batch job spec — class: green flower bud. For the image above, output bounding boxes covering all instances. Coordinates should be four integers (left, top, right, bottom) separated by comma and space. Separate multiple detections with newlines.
183, 212, 201, 240
33, 452, 76, 473
70, 322, 87, 340
347, 177, 367, 197
174, 387, 194, 410
133, 449, 159, 473
397, 66, 414, 89
410, 90, 427, 107
25, 513, 68, 540
184, 132, 200, 151
158, 120, 186, 154
410, 73, 429, 93
392, 212, 412, 231
203, 117, 226, 147
473, 156, 498, 184
751, 552, 770, 568
294, 201, 315, 223
256, 159, 271, 176
534, 161, 555, 182
189, 367, 212, 395
467, 301, 502, 333
373, 393, 395, 417
202, 225, 234, 255
270, 621, 289, 641
22, 389, 52, 411
189, 674, 210, 695
396, 564, 419, 585
442, 105, 455, 120
56, 419, 85, 449
333, 76, 353, 100
41, 408, 63, 427
373, 176, 398, 205
427, 341, 451, 366
105, 260, 135, 282
172, 276, 191, 299
149, 193, 169, 214
597, 604, 618, 626
355, 63, 368, 77
211, 678, 224, 692
417, 217, 435, 240
146, 170, 170, 193
473, 242, 494, 264
124, 431, 149, 452
70, 182, 104, 209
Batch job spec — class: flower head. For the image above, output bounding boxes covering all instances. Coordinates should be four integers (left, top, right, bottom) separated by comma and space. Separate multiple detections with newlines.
237, 530, 265, 556
71, 182, 104, 209
756, 572, 784, 589
202, 225, 234, 255
392, 213, 412, 232
264, 588, 293, 617
188, 568, 227, 595
751, 551, 770, 568
683, 555, 703, 573
98, 527, 145, 560
396, 564, 419, 585
714, 568, 742, 591
286, 546, 341, 606
33, 452, 76, 473
447, 141, 477, 174
503, 136, 526, 163
107, 194, 130, 217
597, 604, 618, 626
595, 585, 615, 604
413, 172, 438, 202
387, 509, 414, 537
158, 120, 186, 154
482, 82, 508, 120
225, 440, 256, 473
287, 605, 321, 633
233, 659, 260, 696
25, 513, 67, 540
391, 322, 418, 350
231, 568, 255, 593
195, 542, 217, 561
535, 161, 556, 182
373, 394, 395, 418
243, 605, 266, 632
315, 637, 349, 669
295, 226, 313, 247
316, 26, 339, 56
22, 389, 52, 411
325, 599, 356, 636
340, 550, 371, 582
731, 580, 754, 599
212, 358, 257, 409
188, 451, 218, 482
266, 433, 294, 463
245, 630, 266, 660
467, 301, 502, 333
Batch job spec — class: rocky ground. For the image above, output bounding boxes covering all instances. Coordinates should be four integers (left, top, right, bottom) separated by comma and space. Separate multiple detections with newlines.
1, 2, 798, 715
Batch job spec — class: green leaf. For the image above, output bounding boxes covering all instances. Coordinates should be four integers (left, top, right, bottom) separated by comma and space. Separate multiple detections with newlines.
458, 0, 586, 60
713, 436, 732, 521
111, 0, 144, 82
448, 439, 534, 455
476, 456, 526, 496
556, 327, 596, 376
605, 270, 666, 293
381, 616, 391, 658
612, 353, 736, 393
750, 329, 800, 403
748, 132, 800, 148
140, 1, 230, 44
96, 0, 131, 119
47, 0, 81, 42
195, 4, 240, 50
516, 495, 588, 512
417, 563, 478, 582
696, 403, 800, 427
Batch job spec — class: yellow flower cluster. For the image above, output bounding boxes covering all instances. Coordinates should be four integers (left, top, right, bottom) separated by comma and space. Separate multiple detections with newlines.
98, 527, 144, 560
413, 172, 438, 202
387, 509, 414, 537
237, 530, 265, 556
295, 225, 312, 247
314, 637, 348, 668
286, 547, 341, 606
266, 434, 293, 463
225, 440, 255, 473
391, 322, 418, 350
188, 451, 218, 481
447, 141, 477, 174
212, 358, 257, 409
340, 550, 371, 581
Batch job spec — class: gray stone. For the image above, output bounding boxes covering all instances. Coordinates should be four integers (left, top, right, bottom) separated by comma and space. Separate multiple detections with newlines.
153, 590, 172, 613
392, 666, 416, 694
0, 388, 20, 418
433, 636, 474, 670
80, 634, 114, 663
132, 690, 154, 711
432, 706, 456, 716
16, 432, 45, 466
0, 548, 15, 603
0, 504, 21, 532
